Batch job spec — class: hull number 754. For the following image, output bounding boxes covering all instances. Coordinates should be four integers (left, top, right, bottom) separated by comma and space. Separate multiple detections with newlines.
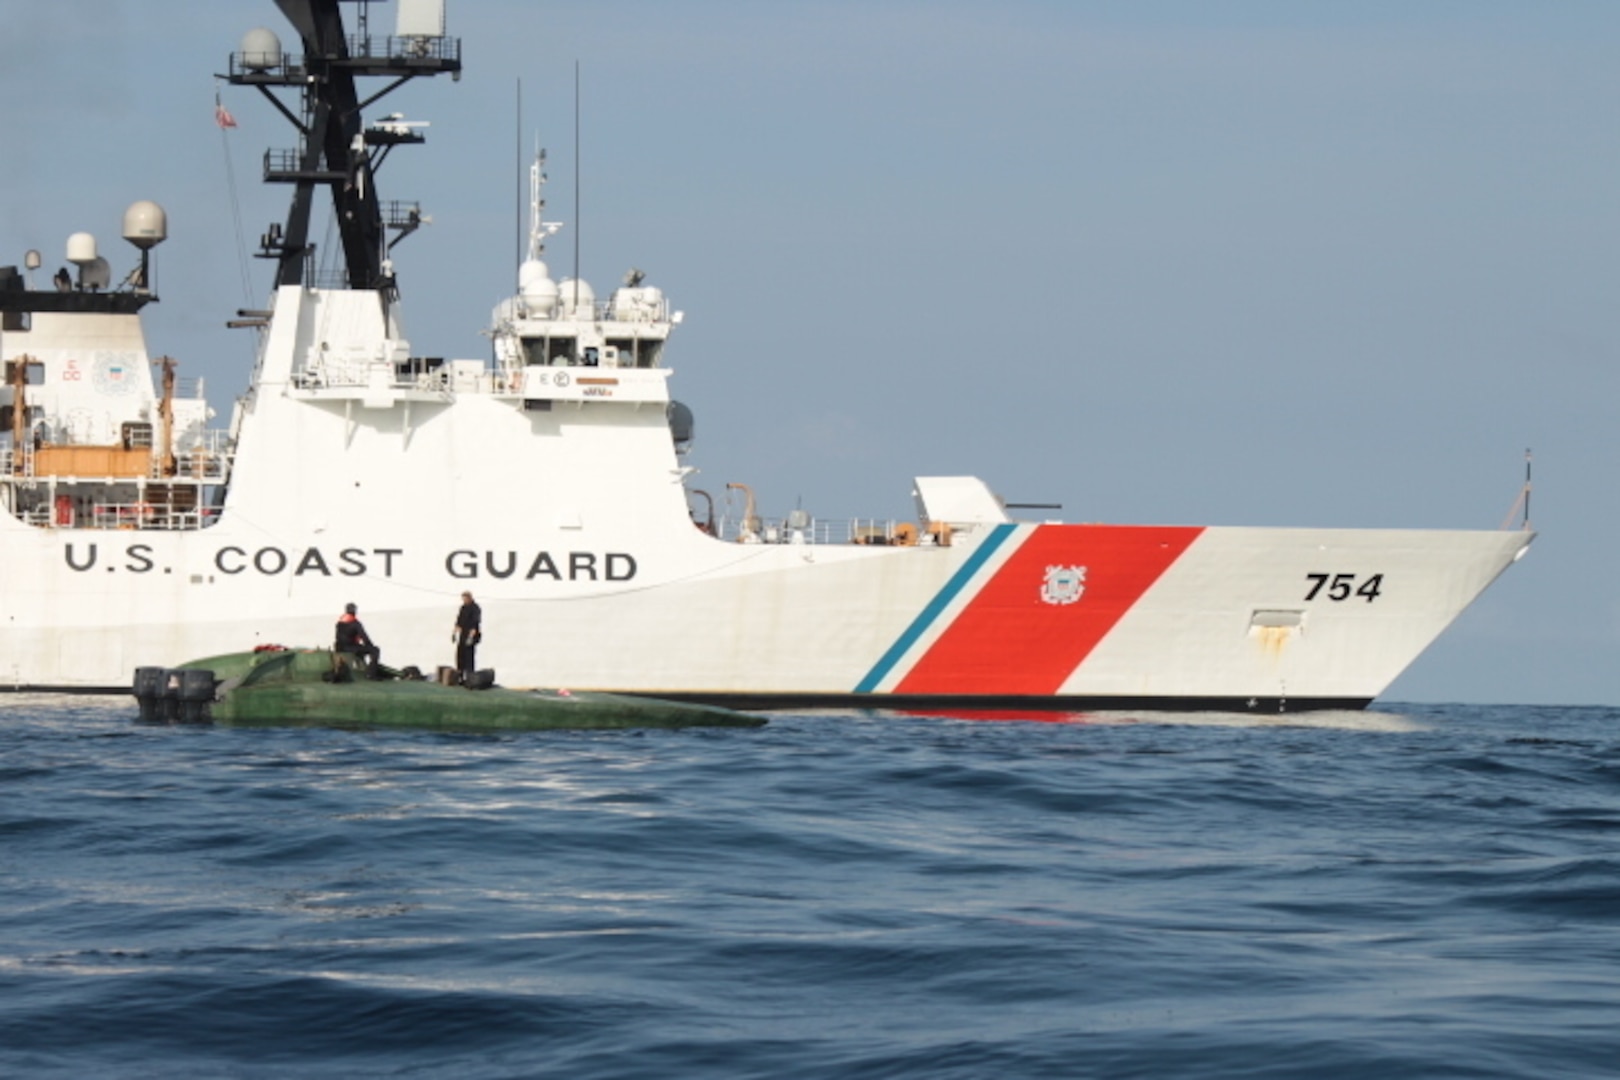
1305, 572, 1383, 602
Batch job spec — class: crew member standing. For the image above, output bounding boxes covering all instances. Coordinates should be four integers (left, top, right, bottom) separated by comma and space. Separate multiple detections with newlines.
334, 602, 382, 678
453, 591, 482, 683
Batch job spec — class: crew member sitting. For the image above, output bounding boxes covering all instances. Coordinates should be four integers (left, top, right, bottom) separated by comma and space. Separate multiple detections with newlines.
334, 602, 382, 679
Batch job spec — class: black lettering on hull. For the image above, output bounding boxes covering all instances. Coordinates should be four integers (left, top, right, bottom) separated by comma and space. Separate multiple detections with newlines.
445, 549, 640, 583
60, 543, 641, 584
217, 546, 403, 578
65, 543, 98, 572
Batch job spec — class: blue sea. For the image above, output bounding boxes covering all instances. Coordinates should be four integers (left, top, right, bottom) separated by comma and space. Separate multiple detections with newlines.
3, 698, 1619, 1079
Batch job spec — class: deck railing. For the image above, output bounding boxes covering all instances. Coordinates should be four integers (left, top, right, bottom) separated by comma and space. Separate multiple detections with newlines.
0, 430, 235, 483
704, 515, 957, 547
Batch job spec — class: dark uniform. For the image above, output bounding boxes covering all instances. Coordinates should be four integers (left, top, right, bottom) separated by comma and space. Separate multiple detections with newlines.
335, 603, 381, 677
454, 592, 482, 680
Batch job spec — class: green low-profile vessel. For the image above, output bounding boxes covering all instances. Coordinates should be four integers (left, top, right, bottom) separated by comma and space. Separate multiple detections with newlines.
133, 649, 766, 732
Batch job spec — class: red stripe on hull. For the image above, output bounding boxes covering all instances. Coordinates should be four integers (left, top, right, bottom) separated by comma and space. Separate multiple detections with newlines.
895, 525, 1204, 695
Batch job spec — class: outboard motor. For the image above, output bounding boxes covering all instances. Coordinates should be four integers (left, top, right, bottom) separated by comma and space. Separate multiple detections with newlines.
159, 668, 216, 722
161, 669, 182, 721
132, 666, 167, 723
174, 668, 217, 723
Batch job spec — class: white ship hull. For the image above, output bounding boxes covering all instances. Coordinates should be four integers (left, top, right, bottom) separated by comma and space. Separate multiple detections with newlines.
0, 509, 1530, 709
0, 8, 1532, 712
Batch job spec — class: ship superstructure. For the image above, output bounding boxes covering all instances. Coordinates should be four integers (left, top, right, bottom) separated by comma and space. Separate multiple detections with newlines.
0, 0, 1532, 710
1, 207, 223, 533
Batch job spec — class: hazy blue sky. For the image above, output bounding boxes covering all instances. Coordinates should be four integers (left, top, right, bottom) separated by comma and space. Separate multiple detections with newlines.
3, 1, 1614, 705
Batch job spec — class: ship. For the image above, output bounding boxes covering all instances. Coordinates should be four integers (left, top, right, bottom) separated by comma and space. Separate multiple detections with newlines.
0, 0, 1533, 712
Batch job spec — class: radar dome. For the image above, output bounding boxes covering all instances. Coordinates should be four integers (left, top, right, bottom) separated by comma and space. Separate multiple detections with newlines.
519, 261, 559, 318
557, 278, 596, 319
66, 232, 98, 265
123, 201, 168, 249
519, 258, 552, 293
240, 28, 283, 70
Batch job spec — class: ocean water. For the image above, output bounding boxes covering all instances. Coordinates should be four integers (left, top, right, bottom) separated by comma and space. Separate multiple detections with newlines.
3, 698, 1618, 1079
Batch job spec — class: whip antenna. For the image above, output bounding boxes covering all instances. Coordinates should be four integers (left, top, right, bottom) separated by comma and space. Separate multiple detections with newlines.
515, 78, 522, 274
1498, 448, 1533, 531
1523, 448, 1532, 530
579, 59, 586, 312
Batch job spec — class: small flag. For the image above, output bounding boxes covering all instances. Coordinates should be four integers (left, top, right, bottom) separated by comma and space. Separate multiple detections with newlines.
215, 102, 237, 129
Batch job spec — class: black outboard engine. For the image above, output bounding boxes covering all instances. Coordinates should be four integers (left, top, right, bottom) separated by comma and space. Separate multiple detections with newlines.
157, 668, 216, 723
175, 668, 216, 723
132, 666, 167, 723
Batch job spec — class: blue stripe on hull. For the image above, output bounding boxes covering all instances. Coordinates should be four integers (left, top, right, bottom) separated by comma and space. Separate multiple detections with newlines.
853, 523, 1018, 693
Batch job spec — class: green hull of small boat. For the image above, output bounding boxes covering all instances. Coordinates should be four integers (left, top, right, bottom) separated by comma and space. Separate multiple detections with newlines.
145, 649, 765, 732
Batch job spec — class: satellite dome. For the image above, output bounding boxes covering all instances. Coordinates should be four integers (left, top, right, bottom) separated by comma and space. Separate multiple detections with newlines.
240, 28, 282, 70
520, 261, 559, 318
66, 232, 98, 265
123, 201, 168, 249
519, 258, 552, 293
557, 278, 595, 318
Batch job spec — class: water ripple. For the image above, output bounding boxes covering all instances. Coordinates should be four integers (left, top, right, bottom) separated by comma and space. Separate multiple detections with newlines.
2, 700, 1619, 1077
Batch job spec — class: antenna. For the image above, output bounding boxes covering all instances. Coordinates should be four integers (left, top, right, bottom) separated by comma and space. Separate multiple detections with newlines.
1498, 447, 1533, 531
1523, 448, 1532, 530
573, 60, 581, 313
526, 145, 558, 261
515, 77, 522, 273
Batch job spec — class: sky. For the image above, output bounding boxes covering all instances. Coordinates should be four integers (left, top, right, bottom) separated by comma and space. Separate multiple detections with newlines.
1, 1, 1614, 706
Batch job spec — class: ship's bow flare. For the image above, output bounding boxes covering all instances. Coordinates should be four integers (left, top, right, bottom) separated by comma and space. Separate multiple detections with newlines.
857, 523, 1532, 710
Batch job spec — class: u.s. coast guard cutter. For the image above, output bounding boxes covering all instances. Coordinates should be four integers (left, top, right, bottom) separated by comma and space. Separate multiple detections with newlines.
0, 0, 1532, 711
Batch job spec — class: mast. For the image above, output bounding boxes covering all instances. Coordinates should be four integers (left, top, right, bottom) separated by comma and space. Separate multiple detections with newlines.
526, 146, 562, 265
225, 0, 462, 292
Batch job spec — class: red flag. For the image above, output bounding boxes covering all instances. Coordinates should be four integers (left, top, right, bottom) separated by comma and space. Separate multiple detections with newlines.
215, 102, 238, 129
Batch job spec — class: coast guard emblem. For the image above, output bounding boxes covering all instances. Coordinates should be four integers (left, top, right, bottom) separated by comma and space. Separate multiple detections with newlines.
1041, 565, 1087, 606
93, 353, 138, 396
